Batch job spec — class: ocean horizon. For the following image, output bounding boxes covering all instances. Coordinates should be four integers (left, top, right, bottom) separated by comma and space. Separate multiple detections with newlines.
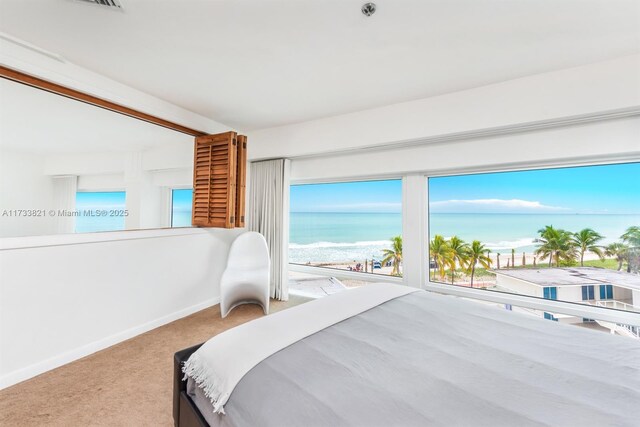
289, 212, 640, 264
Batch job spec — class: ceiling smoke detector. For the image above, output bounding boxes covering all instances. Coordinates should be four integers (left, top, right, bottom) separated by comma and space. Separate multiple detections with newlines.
76, 0, 123, 9
361, 2, 376, 17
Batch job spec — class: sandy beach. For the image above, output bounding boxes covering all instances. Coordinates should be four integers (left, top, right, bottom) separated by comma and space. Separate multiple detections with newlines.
296, 251, 613, 287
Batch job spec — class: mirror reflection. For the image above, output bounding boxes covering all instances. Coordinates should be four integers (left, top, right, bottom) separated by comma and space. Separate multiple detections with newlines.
0, 78, 195, 238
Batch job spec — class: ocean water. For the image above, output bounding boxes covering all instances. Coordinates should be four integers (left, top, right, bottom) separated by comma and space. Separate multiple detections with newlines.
289, 212, 640, 263
290, 213, 401, 263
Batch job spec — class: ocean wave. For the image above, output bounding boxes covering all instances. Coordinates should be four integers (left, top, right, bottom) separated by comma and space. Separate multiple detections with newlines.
289, 240, 392, 249
484, 238, 535, 250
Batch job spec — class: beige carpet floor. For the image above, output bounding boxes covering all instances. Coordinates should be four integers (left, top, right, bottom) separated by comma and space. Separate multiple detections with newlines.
0, 296, 309, 427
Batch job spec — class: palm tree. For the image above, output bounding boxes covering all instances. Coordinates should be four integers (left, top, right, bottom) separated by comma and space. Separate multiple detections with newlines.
429, 235, 451, 281
467, 240, 492, 287
534, 225, 577, 267
605, 242, 629, 271
381, 236, 403, 276
571, 228, 604, 266
534, 225, 556, 267
621, 226, 640, 273
621, 226, 640, 248
447, 236, 469, 285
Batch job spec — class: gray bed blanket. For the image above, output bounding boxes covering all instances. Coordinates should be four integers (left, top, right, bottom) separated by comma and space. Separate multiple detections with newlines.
189, 291, 640, 427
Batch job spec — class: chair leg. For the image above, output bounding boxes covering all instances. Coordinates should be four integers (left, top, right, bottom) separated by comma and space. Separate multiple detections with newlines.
220, 301, 229, 318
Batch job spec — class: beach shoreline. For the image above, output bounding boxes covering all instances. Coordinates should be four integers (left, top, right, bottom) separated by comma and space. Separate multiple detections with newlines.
293, 251, 614, 287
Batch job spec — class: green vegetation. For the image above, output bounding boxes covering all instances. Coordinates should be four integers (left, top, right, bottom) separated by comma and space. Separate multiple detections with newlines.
533, 225, 577, 267
429, 235, 451, 281
466, 240, 492, 287
448, 236, 470, 285
582, 258, 619, 269
425, 225, 639, 286
427, 235, 493, 285
571, 228, 604, 266
604, 242, 629, 271
382, 236, 403, 276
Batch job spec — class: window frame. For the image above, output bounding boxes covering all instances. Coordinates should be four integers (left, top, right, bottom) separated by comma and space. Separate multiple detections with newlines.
169, 187, 194, 228
74, 190, 127, 233
288, 176, 405, 283
582, 285, 595, 301
599, 284, 614, 300
288, 159, 640, 327
543, 287, 558, 300
423, 160, 640, 328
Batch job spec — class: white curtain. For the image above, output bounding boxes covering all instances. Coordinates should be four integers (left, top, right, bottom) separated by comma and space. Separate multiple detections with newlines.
248, 159, 290, 301
52, 175, 77, 234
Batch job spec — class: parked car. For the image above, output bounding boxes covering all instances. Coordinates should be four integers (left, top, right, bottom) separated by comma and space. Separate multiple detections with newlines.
373, 261, 382, 269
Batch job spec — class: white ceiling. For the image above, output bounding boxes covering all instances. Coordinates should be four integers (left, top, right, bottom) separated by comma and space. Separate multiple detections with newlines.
0, 78, 192, 154
0, 0, 639, 131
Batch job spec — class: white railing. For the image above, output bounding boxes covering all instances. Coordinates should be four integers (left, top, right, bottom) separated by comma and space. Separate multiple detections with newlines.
595, 300, 639, 312
424, 282, 640, 327
595, 319, 640, 339
289, 263, 403, 284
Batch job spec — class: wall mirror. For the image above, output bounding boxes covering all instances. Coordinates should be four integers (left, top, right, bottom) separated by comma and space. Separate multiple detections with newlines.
0, 73, 198, 238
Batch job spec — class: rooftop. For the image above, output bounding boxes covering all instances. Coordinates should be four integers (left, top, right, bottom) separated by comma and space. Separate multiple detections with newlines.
491, 267, 640, 291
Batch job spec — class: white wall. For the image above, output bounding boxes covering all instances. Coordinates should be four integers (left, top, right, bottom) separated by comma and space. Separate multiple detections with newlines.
0, 40, 249, 390
557, 286, 583, 304
0, 38, 229, 135
613, 287, 632, 303
495, 275, 542, 298
246, 56, 640, 289
0, 149, 56, 237
3, 145, 197, 236
77, 174, 125, 191
0, 227, 243, 389
248, 54, 640, 160
288, 116, 640, 182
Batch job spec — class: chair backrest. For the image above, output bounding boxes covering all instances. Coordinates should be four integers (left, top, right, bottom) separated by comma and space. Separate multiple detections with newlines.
226, 231, 270, 270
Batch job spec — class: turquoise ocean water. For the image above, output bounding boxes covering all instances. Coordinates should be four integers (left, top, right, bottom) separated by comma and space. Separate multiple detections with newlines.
289, 212, 640, 263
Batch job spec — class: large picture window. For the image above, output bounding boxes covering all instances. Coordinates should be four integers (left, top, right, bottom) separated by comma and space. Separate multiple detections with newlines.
290, 179, 402, 276
427, 162, 640, 318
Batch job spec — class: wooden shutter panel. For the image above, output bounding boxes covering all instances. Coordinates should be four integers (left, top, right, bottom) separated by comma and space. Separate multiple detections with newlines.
235, 135, 247, 227
191, 131, 237, 228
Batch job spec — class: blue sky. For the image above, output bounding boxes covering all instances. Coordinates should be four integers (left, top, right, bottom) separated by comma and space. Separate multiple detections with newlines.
172, 189, 193, 212
171, 189, 193, 227
76, 191, 126, 209
430, 163, 640, 214
291, 180, 402, 213
290, 163, 640, 214
75, 191, 126, 232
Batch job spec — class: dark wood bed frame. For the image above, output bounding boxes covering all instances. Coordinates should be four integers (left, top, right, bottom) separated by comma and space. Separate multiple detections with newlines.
173, 343, 209, 427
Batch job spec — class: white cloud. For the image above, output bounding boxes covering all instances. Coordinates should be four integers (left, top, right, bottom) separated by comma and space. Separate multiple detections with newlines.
430, 199, 568, 213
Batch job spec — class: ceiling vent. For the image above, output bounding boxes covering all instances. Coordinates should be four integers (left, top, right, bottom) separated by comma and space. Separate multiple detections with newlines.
76, 0, 123, 9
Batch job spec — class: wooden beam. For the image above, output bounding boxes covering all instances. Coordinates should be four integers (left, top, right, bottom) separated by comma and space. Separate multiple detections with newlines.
0, 65, 208, 137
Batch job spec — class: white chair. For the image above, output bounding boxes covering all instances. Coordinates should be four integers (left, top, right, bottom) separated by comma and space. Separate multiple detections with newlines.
220, 232, 270, 318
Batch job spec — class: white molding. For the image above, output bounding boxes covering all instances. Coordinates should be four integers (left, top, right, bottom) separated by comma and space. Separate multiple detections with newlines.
279, 107, 640, 162
424, 282, 640, 327
0, 296, 220, 390
0, 227, 206, 251
0, 36, 229, 135
290, 152, 640, 187
289, 263, 403, 284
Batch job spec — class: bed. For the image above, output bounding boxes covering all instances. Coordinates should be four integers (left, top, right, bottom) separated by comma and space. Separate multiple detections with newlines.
173, 284, 640, 427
